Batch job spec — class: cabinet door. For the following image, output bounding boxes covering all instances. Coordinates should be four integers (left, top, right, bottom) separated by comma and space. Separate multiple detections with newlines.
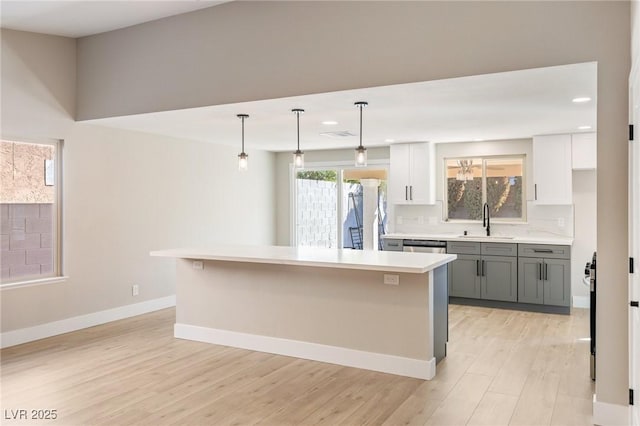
542, 259, 571, 307
448, 255, 481, 299
408, 143, 435, 204
389, 144, 411, 204
518, 257, 543, 304
533, 134, 573, 205
481, 256, 517, 302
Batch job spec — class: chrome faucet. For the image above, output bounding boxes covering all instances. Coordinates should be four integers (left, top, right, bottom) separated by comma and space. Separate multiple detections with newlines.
483, 202, 491, 236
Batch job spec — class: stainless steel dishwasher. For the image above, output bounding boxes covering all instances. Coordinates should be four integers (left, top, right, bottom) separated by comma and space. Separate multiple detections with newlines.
402, 240, 447, 253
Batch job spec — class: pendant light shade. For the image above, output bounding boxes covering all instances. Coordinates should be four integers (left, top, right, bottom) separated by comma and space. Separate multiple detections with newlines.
237, 114, 249, 172
354, 101, 368, 167
292, 108, 305, 169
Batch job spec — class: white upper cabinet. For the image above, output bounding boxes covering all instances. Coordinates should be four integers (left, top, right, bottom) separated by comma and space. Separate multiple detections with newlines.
389, 142, 435, 205
571, 132, 597, 170
533, 134, 573, 205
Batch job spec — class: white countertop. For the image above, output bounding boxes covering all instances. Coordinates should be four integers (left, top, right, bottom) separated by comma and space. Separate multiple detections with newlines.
383, 233, 573, 246
150, 245, 457, 274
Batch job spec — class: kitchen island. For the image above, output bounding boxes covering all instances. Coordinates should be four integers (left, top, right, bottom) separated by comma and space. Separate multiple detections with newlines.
151, 245, 456, 380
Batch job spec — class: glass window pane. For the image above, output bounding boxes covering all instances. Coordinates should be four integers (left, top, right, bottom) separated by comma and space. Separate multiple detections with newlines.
295, 169, 337, 248
446, 158, 482, 220
1, 140, 56, 282
341, 169, 388, 250
485, 158, 524, 219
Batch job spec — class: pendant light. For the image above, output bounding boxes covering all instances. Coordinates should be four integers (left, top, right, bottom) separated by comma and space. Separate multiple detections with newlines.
354, 101, 368, 167
237, 114, 249, 172
292, 108, 305, 169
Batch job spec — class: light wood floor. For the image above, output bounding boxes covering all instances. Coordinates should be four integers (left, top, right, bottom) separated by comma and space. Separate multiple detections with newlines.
0, 305, 593, 425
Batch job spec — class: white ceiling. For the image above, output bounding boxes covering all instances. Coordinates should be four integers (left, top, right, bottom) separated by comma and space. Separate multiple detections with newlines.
86, 62, 598, 153
0, 0, 230, 38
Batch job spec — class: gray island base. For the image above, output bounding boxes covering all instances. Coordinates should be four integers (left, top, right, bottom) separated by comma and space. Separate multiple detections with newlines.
151, 246, 456, 380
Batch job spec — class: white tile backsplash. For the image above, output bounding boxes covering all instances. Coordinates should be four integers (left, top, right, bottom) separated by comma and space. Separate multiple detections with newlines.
390, 201, 574, 239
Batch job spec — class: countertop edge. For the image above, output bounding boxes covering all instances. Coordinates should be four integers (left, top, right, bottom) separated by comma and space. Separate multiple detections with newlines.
150, 249, 457, 274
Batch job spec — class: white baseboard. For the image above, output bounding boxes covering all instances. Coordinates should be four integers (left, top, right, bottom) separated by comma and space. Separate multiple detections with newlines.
175, 323, 436, 380
0, 295, 176, 349
593, 394, 631, 426
573, 295, 590, 309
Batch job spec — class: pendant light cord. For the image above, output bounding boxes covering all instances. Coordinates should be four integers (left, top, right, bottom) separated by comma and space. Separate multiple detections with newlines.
296, 111, 300, 151
359, 103, 363, 149
241, 116, 245, 153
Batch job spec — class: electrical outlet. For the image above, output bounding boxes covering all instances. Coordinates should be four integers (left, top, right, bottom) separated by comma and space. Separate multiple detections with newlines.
418, 216, 424, 224
132, 284, 139, 296
396, 216, 403, 225
192, 260, 204, 270
557, 217, 565, 228
383, 274, 400, 285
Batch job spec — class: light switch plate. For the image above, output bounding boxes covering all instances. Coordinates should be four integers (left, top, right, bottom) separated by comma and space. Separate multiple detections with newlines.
557, 218, 565, 228
397, 216, 403, 225
192, 260, 204, 270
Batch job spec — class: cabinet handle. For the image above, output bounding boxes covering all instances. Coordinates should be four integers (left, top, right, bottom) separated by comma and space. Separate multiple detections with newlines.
534, 184, 538, 201
482, 260, 485, 276
405, 186, 408, 201
476, 260, 480, 276
538, 263, 542, 281
410, 186, 413, 200
533, 249, 553, 253
544, 263, 548, 281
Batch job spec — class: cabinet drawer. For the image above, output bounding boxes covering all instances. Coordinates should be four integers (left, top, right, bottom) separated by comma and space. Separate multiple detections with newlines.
447, 241, 481, 255
481, 243, 517, 257
518, 244, 571, 259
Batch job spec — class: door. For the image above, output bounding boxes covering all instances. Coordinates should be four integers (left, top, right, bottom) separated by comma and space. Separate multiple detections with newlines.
481, 256, 518, 302
448, 255, 481, 299
630, 61, 640, 420
542, 259, 571, 307
518, 257, 543, 304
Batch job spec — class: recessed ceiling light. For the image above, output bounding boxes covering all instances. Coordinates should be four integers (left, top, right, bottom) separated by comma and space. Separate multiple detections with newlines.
572, 97, 591, 103
385, 139, 395, 143
321, 120, 338, 125
577, 125, 592, 130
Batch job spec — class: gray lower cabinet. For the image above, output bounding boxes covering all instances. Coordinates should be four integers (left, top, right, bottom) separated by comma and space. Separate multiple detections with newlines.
517, 255, 571, 307
448, 255, 481, 298
448, 251, 517, 302
481, 256, 518, 302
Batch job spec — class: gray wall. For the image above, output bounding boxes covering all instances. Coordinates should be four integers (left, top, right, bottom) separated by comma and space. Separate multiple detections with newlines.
1, 29, 277, 331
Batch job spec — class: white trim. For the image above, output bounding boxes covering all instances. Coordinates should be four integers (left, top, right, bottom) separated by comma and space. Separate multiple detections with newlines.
1, 276, 69, 290
572, 295, 590, 309
0, 295, 176, 348
593, 394, 631, 426
174, 323, 436, 380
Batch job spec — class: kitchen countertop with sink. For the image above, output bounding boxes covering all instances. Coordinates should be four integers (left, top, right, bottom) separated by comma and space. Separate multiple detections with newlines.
383, 233, 573, 246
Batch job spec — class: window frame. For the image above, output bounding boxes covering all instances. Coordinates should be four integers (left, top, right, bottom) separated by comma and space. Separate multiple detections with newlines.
443, 154, 527, 223
1, 137, 65, 289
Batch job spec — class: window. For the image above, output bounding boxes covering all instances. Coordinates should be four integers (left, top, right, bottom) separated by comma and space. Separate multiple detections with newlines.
1, 139, 62, 284
445, 156, 525, 222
